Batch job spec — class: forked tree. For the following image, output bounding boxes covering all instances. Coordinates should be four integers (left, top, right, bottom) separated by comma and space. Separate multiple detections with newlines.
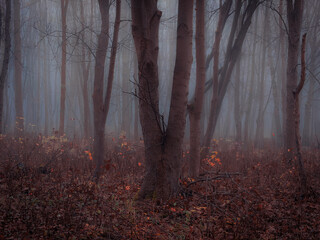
92, 0, 121, 181
131, 0, 194, 200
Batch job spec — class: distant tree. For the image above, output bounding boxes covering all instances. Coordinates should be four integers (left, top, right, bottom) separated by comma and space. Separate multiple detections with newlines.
203, 0, 260, 156
0, 0, 11, 134
59, 0, 68, 135
13, 0, 24, 136
131, 0, 194, 200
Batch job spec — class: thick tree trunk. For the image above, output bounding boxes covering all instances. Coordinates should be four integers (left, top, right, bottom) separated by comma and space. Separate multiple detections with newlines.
132, 0, 194, 200
286, 0, 304, 163
59, 0, 68, 135
188, 0, 205, 177
14, 0, 24, 136
0, 0, 11, 134
93, 0, 121, 181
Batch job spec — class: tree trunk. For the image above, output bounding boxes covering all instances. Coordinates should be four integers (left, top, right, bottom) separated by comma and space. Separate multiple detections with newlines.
14, 0, 24, 136
0, 0, 11, 134
203, 0, 259, 156
93, 0, 121, 181
188, 0, 206, 177
254, 7, 269, 148
234, 58, 241, 141
80, 0, 91, 139
293, 33, 307, 195
280, 0, 286, 148
132, 0, 194, 200
59, 0, 68, 135
286, 0, 304, 163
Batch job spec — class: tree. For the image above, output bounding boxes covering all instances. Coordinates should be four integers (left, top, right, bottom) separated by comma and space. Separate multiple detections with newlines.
92, 0, 121, 181
188, 0, 206, 177
285, 0, 304, 162
13, 0, 24, 136
203, 0, 260, 156
131, 0, 194, 200
59, 0, 68, 135
0, 0, 11, 134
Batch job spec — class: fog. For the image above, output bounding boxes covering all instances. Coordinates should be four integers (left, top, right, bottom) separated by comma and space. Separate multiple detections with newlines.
1, 0, 319, 147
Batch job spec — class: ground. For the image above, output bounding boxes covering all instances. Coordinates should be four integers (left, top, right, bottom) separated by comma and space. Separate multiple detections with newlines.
0, 135, 319, 239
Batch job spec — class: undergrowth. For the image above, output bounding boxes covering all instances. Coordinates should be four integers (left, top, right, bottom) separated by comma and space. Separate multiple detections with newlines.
0, 135, 319, 239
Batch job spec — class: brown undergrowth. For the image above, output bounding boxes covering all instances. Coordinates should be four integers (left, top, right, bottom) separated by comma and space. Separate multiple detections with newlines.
0, 135, 319, 239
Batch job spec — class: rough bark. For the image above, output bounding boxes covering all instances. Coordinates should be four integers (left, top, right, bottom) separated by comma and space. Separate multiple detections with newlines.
0, 0, 11, 134
13, 0, 24, 136
286, 0, 304, 163
132, 0, 194, 200
93, 0, 121, 181
188, 0, 206, 178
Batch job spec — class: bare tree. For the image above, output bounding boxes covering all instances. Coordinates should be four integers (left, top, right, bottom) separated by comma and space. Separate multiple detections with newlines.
131, 0, 194, 200
285, 0, 304, 162
59, 0, 69, 135
93, 0, 121, 181
0, 0, 11, 134
188, 0, 206, 177
203, 0, 260, 156
13, 0, 24, 136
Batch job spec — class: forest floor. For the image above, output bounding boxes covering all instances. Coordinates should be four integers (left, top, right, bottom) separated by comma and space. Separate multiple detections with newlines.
0, 135, 320, 239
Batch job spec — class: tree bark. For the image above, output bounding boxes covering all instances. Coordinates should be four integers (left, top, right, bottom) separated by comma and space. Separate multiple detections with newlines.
13, 0, 24, 136
293, 33, 307, 194
59, 0, 68, 135
0, 0, 11, 134
286, 0, 304, 163
93, 0, 121, 181
188, 0, 206, 177
132, 0, 194, 200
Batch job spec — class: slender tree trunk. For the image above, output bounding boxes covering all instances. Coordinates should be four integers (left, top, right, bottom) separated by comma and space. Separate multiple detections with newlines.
280, 0, 286, 147
0, 0, 11, 134
286, 0, 304, 163
188, 0, 205, 177
59, 0, 68, 135
293, 33, 307, 194
13, 0, 24, 136
203, 0, 259, 156
202, 0, 232, 155
254, 7, 269, 148
268, 47, 282, 146
80, 0, 91, 139
244, 12, 258, 145
234, 58, 241, 141
93, 0, 121, 181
